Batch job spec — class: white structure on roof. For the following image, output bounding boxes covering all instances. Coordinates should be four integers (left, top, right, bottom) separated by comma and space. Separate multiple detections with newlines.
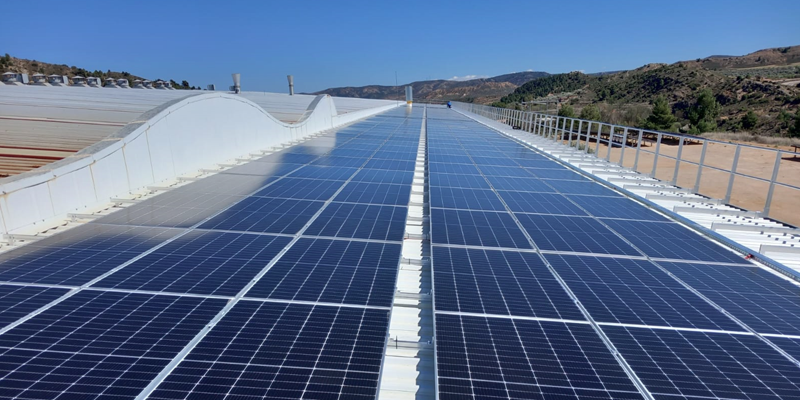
0, 85, 400, 236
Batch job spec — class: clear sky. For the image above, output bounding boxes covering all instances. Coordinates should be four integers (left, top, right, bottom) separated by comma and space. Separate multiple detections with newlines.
2, 0, 798, 93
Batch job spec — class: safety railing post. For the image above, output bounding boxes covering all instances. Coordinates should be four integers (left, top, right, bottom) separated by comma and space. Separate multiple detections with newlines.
763, 151, 783, 216
606, 125, 615, 161
650, 132, 663, 177
594, 123, 602, 155
618, 127, 628, 166
724, 145, 741, 204
671, 136, 685, 186
633, 130, 643, 171
693, 140, 708, 193
567, 119, 575, 146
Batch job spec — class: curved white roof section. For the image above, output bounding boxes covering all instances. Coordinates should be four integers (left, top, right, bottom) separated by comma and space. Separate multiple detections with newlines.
0, 86, 400, 235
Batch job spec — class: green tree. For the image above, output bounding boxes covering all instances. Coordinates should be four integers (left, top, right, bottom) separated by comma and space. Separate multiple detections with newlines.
181, 80, 190, 88
558, 104, 575, 118
791, 109, 800, 138
580, 104, 601, 121
642, 96, 676, 131
741, 111, 758, 130
688, 89, 720, 133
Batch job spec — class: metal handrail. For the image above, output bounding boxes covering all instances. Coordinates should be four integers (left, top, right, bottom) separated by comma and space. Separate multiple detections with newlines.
454, 102, 799, 226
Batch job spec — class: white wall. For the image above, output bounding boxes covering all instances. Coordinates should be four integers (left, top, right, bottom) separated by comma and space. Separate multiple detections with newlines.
0, 93, 398, 234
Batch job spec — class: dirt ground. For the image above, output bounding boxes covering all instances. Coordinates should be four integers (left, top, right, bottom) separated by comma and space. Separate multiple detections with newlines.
570, 138, 800, 226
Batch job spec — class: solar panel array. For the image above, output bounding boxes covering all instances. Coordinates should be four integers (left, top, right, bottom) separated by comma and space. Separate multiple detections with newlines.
2, 104, 800, 400
0, 107, 423, 399
425, 108, 800, 400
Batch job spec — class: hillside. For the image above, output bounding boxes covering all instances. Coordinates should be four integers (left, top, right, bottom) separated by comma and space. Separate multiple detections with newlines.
496, 46, 800, 136
0, 54, 200, 89
313, 71, 550, 104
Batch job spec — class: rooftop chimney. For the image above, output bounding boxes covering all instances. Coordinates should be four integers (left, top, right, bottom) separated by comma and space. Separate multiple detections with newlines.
287, 75, 294, 96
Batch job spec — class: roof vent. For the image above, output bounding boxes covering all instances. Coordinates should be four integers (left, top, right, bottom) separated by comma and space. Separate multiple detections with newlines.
287, 75, 294, 95
231, 73, 241, 94
71, 75, 88, 87
87, 77, 102, 87
47, 74, 69, 86
31, 73, 51, 86
116, 78, 130, 88
2, 72, 28, 85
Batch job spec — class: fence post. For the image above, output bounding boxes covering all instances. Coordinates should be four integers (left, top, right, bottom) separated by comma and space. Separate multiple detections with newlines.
671, 136, 685, 186
633, 130, 644, 171
606, 125, 615, 161
693, 140, 708, 193
567, 119, 575, 146
650, 132, 663, 177
724, 145, 741, 204
763, 151, 783, 216
594, 124, 602, 155
618, 127, 628, 166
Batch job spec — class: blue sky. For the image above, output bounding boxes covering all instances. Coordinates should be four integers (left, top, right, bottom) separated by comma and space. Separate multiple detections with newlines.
2, 0, 798, 93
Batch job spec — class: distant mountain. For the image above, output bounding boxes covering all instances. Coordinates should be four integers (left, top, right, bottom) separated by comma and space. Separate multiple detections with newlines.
312, 71, 551, 104
496, 45, 800, 136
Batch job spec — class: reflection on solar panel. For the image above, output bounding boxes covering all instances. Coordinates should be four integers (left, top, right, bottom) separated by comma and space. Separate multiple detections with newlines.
3, 104, 800, 399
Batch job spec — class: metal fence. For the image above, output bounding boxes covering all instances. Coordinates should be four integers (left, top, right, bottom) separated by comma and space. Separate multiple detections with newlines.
454, 102, 800, 227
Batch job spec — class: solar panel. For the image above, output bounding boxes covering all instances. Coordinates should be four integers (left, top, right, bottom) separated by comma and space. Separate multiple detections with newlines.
0, 285, 68, 328
429, 172, 491, 189
604, 325, 800, 399
566, 195, 669, 222
432, 247, 583, 319
148, 302, 389, 400
310, 156, 368, 168
305, 202, 408, 241
246, 238, 401, 307
0, 225, 180, 285
543, 179, 622, 197
515, 214, 640, 255
485, 175, 558, 192
92, 192, 245, 228
602, 219, 750, 264
199, 196, 324, 234
334, 182, 410, 206
220, 161, 306, 177
351, 168, 414, 185
95, 231, 291, 296
287, 165, 358, 181
363, 158, 415, 171
430, 208, 532, 249
525, 168, 588, 180
0, 291, 226, 399
436, 314, 644, 400
430, 187, 506, 211
253, 177, 345, 201
497, 190, 588, 216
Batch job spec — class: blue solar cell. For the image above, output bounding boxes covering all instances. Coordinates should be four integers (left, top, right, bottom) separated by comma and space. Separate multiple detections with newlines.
305, 202, 407, 241
604, 325, 800, 399
514, 159, 562, 168
430, 209, 532, 249
546, 254, 684, 289
516, 214, 640, 255
603, 219, 750, 264
430, 187, 506, 211
429, 154, 473, 164
544, 180, 622, 197
433, 255, 583, 319
436, 315, 643, 400
0, 291, 226, 400
199, 197, 324, 234
253, 177, 344, 201
485, 176, 557, 192
149, 302, 388, 400
246, 238, 401, 307
96, 231, 290, 296
429, 173, 491, 189
351, 169, 413, 185
470, 156, 520, 166
363, 158, 415, 171
497, 190, 588, 215
477, 165, 534, 177
334, 182, 410, 206
657, 261, 800, 297
310, 156, 367, 168
526, 168, 587, 181
429, 162, 481, 175
567, 195, 669, 221
0, 225, 179, 285
372, 150, 417, 161
0, 285, 68, 328
287, 165, 358, 181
